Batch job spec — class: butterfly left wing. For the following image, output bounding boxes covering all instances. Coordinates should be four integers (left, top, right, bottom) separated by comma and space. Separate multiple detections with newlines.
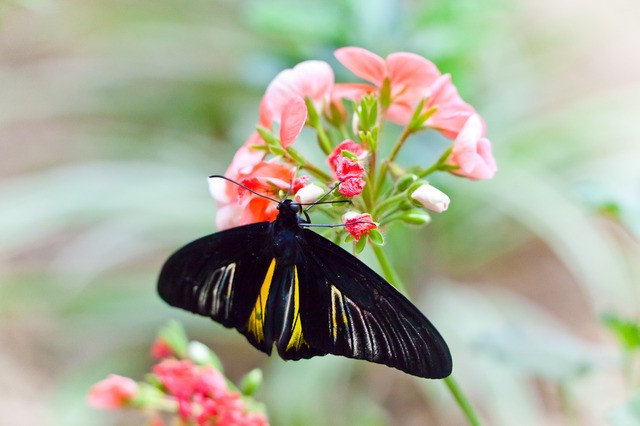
276, 229, 452, 379
158, 222, 278, 354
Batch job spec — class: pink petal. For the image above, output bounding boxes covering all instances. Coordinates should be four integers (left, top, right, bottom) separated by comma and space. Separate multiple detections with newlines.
280, 96, 307, 147
335, 47, 386, 86
332, 83, 376, 101
386, 52, 440, 97
264, 60, 333, 119
289, 61, 334, 107
385, 102, 417, 125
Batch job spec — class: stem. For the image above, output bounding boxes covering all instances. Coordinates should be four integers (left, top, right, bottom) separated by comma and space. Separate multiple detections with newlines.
315, 123, 333, 155
444, 376, 482, 426
370, 244, 406, 295
375, 125, 413, 196
372, 245, 484, 426
417, 146, 453, 179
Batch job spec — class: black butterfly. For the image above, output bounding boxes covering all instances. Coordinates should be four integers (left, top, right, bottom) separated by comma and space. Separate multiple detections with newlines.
157, 181, 452, 379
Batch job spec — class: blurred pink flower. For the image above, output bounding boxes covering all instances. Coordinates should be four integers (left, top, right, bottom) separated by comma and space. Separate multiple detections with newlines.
87, 374, 138, 409
447, 114, 497, 180
343, 212, 377, 241
334, 47, 440, 124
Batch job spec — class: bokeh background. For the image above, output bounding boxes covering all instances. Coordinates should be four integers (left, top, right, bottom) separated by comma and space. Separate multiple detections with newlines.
2, 0, 640, 425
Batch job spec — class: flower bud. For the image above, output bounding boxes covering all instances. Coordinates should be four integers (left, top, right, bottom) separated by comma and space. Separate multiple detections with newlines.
294, 184, 325, 204
410, 184, 450, 213
401, 210, 432, 225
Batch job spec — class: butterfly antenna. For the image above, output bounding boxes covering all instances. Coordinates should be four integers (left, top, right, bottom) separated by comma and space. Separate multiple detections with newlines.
209, 175, 280, 204
303, 181, 346, 213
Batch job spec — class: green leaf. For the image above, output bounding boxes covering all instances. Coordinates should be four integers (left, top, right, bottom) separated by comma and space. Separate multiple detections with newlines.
368, 229, 384, 246
341, 150, 358, 161
355, 236, 367, 254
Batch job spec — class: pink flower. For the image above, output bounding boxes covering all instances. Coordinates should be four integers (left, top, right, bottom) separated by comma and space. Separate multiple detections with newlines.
87, 374, 138, 409
423, 74, 478, 139
327, 139, 367, 174
343, 212, 377, 242
264, 60, 334, 120
447, 114, 497, 180
334, 47, 440, 124
334, 156, 366, 197
151, 337, 175, 359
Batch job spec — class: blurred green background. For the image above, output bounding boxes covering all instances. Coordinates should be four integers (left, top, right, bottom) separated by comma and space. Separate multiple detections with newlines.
2, 0, 640, 425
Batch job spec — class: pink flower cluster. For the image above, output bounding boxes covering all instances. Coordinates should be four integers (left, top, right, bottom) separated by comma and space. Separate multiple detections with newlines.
88, 334, 269, 426
152, 359, 267, 426
208, 46, 497, 242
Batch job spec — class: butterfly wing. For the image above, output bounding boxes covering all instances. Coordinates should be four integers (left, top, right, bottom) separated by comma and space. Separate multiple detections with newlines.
281, 229, 452, 379
157, 222, 277, 354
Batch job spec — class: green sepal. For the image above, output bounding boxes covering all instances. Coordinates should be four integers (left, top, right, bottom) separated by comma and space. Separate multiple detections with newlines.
395, 174, 418, 192
156, 320, 189, 358
355, 236, 367, 254
341, 150, 358, 161
130, 382, 169, 410
238, 368, 263, 397
368, 228, 384, 246
285, 146, 306, 165
256, 126, 279, 147
380, 78, 391, 109
344, 233, 355, 243
304, 97, 320, 127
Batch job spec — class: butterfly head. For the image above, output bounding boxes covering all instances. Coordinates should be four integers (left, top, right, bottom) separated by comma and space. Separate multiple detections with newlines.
276, 199, 310, 225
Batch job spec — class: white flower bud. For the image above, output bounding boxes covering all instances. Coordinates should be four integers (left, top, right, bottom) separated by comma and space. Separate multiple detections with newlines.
187, 341, 211, 365
294, 184, 325, 204
411, 184, 450, 213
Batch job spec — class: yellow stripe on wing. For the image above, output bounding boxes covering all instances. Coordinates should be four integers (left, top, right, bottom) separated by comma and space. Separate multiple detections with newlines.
286, 266, 309, 351
246, 258, 276, 343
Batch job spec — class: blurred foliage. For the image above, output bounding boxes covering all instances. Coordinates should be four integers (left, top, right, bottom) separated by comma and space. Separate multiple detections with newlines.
1, 0, 640, 425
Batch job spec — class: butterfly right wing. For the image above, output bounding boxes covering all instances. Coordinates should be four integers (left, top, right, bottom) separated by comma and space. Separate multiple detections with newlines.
157, 222, 277, 354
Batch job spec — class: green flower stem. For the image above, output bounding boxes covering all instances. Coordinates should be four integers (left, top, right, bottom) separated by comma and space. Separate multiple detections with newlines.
375, 125, 413, 196
285, 147, 332, 182
416, 146, 453, 179
372, 245, 483, 426
444, 376, 483, 426
314, 123, 334, 156
372, 192, 407, 217
370, 244, 406, 295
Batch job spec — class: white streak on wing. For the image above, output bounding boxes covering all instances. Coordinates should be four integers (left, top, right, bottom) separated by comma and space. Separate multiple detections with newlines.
222, 263, 236, 320
197, 267, 223, 313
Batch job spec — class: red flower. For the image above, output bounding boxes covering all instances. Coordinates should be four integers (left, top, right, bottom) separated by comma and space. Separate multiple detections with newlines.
210, 159, 310, 230
87, 374, 138, 409
327, 140, 367, 174
343, 212, 377, 241
333, 156, 366, 197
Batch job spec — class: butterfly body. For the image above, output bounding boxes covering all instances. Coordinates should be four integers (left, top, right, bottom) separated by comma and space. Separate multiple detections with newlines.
158, 199, 452, 379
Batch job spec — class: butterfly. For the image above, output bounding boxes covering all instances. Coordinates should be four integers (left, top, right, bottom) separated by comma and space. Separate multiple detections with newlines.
157, 177, 452, 379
